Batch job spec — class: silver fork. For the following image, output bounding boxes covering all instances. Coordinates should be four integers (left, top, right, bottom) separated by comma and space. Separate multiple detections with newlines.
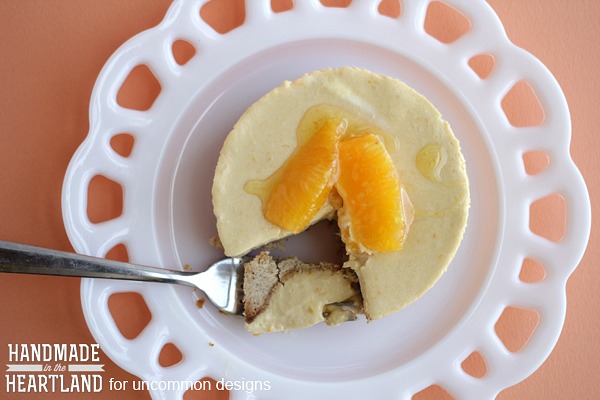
0, 240, 245, 315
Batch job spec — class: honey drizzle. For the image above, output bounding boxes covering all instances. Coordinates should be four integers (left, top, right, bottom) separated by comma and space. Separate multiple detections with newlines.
244, 104, 416, 250
244, 104, 401, 207
244, 172, 280, 210
416, 143, 448, 182
413, 142, 468, 218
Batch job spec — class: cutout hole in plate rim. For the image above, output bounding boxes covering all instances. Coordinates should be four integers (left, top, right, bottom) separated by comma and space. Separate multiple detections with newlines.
107, 292, 152, 340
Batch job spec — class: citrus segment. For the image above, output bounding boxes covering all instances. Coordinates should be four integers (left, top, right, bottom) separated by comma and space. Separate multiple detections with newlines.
336, 134, 405, 253
264, 119, 346, 233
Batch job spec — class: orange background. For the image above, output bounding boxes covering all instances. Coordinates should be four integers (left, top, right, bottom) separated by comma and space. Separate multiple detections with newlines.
1, 1, 598, 399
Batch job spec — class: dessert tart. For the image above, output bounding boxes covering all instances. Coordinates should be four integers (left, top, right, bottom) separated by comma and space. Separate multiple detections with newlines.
213, 67, 469, 333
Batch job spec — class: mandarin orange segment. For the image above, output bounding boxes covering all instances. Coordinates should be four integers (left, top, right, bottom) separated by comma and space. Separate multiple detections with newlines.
264, 119, 346, 233
336, 134, 405, 252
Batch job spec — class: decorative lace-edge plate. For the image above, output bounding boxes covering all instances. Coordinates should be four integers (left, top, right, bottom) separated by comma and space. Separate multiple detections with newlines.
62, 1, 591, 399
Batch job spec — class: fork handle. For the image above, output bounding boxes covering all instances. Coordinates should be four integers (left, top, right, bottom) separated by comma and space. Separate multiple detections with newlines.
0, 240, 194, 286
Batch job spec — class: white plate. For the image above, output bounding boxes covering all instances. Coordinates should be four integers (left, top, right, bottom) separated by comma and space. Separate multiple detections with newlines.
62, 1, 591, 399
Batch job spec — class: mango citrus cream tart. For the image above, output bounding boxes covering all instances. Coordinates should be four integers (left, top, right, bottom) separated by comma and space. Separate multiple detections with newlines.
212, 67, 469, 334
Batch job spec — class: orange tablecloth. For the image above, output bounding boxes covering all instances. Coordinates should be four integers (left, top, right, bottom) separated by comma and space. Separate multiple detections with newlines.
1, 1, 598, 399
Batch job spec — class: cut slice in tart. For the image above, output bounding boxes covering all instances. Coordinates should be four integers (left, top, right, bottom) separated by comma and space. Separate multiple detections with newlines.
243, 252, 361, 334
